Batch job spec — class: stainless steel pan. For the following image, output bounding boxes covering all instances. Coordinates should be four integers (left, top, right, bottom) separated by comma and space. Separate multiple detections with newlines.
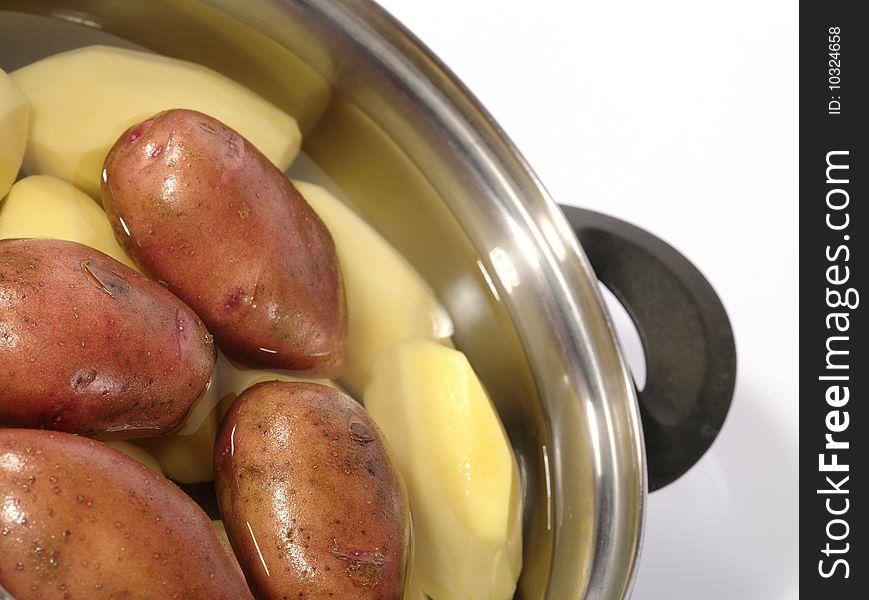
0, 2, 735, 597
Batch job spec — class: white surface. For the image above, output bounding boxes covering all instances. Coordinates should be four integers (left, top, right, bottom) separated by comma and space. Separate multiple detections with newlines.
373, 1, 798, 598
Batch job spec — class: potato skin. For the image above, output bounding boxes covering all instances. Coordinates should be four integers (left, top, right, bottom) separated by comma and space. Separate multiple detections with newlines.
0, 428, 253, 599
101, 109, 347, 376
0, 239, 215, 440
215, 382, 409, 599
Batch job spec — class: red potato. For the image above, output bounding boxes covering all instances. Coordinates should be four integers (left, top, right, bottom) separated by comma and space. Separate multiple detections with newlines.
0, 428, 253, 599
0, 239, 215, 440
215, 382, 410, 599
101, 109, 347, 376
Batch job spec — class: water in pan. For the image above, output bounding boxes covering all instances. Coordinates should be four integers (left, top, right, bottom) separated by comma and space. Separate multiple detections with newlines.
0, 7, 556, 598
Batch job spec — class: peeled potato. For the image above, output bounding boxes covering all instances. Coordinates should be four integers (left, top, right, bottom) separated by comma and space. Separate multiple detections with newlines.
0, 67, 28, 198
215, 350, 338, 420
0, 174, 136, 269
294, 180, 453, 395
135, 375, 221, 484
105, 440, 164, 476
11, 45, 301, 198
365, 338, 522, 600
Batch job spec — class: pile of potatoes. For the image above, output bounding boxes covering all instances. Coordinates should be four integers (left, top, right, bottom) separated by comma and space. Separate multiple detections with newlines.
0, 46, 521, 600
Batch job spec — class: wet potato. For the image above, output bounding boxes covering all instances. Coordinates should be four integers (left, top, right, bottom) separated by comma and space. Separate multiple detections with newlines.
0, 238, 215, 440
0, 428, 253, 599
214, 382, 410, 599
101, 109, 347, 377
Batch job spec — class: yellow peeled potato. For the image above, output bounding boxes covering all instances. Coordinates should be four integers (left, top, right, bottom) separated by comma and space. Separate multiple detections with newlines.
215, 350, 339, 420
11, 45, 301, 198
294, 180, 453, 395
0, 68, 28, 199
0, 175, 135, 269
105, 441, 164, 476
212, 519, 230, 544
364, 338, 522, 600
135, 375, 221, 484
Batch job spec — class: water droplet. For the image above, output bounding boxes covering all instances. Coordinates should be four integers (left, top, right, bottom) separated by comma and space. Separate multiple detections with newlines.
15, 562, 24, 571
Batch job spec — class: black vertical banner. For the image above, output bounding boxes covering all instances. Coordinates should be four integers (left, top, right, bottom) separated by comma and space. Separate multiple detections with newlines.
800, 3, 868, 597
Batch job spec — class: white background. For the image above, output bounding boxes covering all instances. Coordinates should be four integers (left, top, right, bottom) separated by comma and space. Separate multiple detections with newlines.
373, 1, 798, 598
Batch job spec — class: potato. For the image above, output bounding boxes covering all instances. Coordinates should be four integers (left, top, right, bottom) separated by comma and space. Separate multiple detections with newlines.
215, 349, 340, 420
134, 374, 221, 484
293, 181, 454, 396
102, 109, 346, 376
0, 175, 136, 269
0, 428, 253, 599
0, 238, 215, 439
105, 440, 164, 476
215, 381, 410, 599
10, 45, 301, 198
364, 338, 522, 600
149, 348, 345, 483
0, 67, 28, 199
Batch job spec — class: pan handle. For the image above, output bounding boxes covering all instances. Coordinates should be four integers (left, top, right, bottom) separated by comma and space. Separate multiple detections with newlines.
560, 205, 736, 491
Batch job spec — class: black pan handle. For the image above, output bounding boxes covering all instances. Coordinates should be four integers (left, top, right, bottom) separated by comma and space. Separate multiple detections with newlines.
560, 205, 736, 491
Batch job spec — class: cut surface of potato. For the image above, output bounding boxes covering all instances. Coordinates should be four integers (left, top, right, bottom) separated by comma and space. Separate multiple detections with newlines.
215, 350, 339, 420
0, 67, 28, 199
295, 180, 453, 395
105, 440, 164, 476
135, 375, 221, 484
364, 338, 522, 600
0, 174, 136, 269
11, 45, 301, 198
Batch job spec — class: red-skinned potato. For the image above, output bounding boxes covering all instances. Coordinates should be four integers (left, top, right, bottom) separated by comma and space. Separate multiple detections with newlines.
0, 239, 215, 440
0, 428, 253, 599
214, 381, 410, 599
101, 109, 347, 377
